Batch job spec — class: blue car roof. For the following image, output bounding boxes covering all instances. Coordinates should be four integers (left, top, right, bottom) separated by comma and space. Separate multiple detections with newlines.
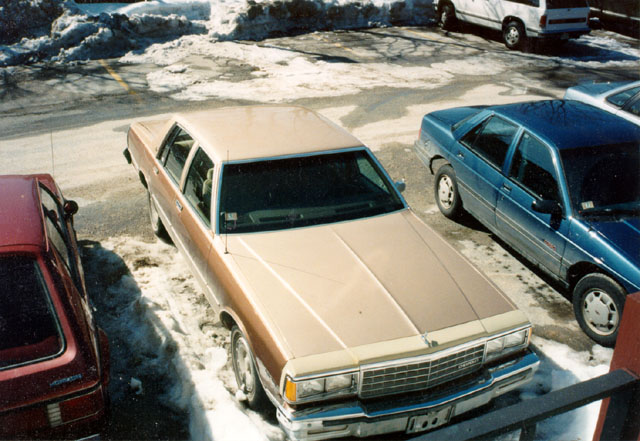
490, 100, 640, 150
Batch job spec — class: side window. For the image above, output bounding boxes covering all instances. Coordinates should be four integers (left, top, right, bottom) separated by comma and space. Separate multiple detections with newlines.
461, 116, 518, 169
160, 126, 195, 184
45, 217, 72, 271
183, 148, 215, 226
606, 86, 640, 108
509, 132, 560, 202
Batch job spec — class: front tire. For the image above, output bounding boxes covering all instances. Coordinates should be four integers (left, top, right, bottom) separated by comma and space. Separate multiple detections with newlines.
503, 20, 526, 50
434, 164, 463, 219
572, 273, 625, 347
231, 326, 269, 410
438, 3, 457, 31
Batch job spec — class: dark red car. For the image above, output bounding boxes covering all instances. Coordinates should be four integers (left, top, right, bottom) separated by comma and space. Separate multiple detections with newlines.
0, 174, 110, 439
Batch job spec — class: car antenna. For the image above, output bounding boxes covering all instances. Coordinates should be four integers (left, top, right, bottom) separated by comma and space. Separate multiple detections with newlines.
50, 131, 56, 178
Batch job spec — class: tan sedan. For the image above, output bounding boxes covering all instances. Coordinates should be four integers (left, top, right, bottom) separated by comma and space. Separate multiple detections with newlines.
124, 105, 539, 440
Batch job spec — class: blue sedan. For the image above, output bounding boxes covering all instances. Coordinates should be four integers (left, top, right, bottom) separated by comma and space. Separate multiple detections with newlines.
415, 100, 640, 346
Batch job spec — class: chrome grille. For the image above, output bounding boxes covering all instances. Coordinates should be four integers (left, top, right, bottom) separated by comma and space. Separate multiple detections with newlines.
360, 344, 485, 399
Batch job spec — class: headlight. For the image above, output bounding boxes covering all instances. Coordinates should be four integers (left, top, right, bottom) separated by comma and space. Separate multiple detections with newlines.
485, 328, 531, 362
284, 372, 358, 404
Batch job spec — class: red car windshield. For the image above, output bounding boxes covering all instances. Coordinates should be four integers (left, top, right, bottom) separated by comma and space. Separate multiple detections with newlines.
0, 256, 63, 369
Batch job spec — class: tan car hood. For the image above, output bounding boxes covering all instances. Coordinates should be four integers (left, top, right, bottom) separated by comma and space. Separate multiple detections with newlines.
227, 210, 515, 359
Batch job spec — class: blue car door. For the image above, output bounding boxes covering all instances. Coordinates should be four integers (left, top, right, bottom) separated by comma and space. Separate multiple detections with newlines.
495, 131, 569, 276
453, 114, 519, 229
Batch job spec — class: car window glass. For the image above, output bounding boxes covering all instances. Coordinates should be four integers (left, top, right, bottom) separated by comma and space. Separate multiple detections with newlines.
546, 0, 587, 8
509, 133, 560, 202
506, 0, 539, 6
161, 126, 194, 184
356, 156, 387, 191
607, 86, 640, 108
218, 150, 404, 234
183, 148, 215, 227
625, 98, 640, 117
461, 116, 518, 168
45, 216, 72, 271
0, 256, 63, 369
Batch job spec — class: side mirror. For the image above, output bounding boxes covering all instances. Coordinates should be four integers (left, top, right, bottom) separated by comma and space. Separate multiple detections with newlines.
64, 200, 79, 218
531, 199, 561, 216
395, 181, 406, 193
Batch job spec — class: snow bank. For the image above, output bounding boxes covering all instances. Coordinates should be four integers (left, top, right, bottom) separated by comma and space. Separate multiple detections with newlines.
0, 0, 435, 66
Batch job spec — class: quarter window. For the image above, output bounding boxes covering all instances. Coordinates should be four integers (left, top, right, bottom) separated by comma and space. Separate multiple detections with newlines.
461, 116, 518, 168
183, 148, 215, 226
160, 126, 195, 184
509, 132, 560, 202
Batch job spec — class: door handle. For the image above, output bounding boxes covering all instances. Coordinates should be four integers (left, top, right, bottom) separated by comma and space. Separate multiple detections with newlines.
457, 152, 465, 159
175, 200, 183, 211
153, 166, 159, 175
502, 184, 512, 192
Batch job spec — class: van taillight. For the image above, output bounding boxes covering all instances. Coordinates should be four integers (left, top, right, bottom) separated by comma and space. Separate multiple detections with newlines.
540, 15, 547, 28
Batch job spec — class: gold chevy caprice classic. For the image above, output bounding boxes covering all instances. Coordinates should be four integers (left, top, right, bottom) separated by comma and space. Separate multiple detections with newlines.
124, 106, 539, 440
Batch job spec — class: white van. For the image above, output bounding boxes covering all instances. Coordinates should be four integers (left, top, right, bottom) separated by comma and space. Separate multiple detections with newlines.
434, 0, 591, 50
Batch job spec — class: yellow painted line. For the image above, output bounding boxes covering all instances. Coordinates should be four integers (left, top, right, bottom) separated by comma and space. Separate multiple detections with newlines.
99, 59, 141, 100
311, 34, 361, 57
404, 28, 443, 42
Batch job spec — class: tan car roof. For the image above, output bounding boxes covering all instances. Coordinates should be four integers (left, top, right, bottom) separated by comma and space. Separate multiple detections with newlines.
173, 105, 363, 162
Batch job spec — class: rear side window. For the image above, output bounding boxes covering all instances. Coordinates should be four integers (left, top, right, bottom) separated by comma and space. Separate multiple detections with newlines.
507, 0, 540, 6
606, 86, 640, 108
160, 126, 195, 184
0, 256, 63, 370
546, 0, 587, 8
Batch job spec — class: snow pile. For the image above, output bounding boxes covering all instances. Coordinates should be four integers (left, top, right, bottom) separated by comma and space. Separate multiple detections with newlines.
0, 0, 435, 66
83, 237, 283, 441
0, 1, 206, 66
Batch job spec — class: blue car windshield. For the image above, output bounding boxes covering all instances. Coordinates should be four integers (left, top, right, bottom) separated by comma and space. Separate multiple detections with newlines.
218, 150, 405, 233
560, 143, 640, 218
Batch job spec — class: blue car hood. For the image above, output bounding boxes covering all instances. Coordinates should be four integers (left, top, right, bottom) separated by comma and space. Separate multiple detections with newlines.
430, 106, 484, 128
589, 217, 640, 267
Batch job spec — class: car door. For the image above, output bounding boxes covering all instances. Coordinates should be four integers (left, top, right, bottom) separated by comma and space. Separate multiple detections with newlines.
453, 114, 519, 229
495, 131, 569, 276
176, 147, 223, 311
153, 125, 195, 240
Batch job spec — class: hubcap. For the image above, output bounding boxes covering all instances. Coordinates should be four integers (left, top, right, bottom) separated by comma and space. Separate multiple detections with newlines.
582, 289, 619, 336
505, 27, 519, 46
234, 337, 255, 394
438, 176, 454, 209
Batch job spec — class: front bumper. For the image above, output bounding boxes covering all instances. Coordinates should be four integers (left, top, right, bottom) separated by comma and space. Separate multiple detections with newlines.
276, 350, 539, 441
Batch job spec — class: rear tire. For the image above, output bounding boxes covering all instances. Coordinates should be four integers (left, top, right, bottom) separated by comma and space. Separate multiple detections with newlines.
503, 20, 526, 50
434, 165, 463, 219
148, 191, 168, 240
438, 3, 457, 31
572, 273, 625, 347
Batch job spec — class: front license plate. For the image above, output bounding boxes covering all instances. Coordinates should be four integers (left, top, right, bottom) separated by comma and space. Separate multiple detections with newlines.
406, 406, 453, 434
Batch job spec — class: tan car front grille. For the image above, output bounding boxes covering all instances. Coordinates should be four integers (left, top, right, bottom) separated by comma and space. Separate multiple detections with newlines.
360, 344, 485, 399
